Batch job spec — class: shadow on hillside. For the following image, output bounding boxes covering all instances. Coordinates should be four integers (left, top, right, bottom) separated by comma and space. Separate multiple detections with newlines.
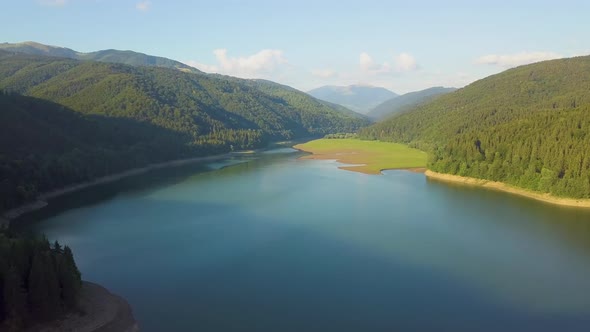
0, 93, 223, 214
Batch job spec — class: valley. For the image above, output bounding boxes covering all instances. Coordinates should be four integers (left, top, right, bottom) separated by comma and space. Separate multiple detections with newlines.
2, 3, 590, 330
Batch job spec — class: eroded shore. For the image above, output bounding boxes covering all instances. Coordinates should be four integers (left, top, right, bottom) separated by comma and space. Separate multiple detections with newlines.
26, 281, 139, 332
425, 170, 590, 208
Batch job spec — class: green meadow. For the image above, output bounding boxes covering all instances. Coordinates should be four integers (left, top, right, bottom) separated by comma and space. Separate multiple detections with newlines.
294, 138, 427, 174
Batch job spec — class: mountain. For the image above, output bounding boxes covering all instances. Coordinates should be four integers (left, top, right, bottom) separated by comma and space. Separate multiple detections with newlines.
316, 100, 369, 119
0, 50, 368, 211
359, 56, 590, 198
307, 85, 398, 114
0, 41, 200, 73
367, 87, 456, 120
246, 79, 368, 120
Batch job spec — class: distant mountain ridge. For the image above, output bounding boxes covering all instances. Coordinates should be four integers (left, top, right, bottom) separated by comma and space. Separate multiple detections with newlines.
307, 85, 398, 114
246, 79, 369, 120
367, 87, 456, 120
0, 42, 366, 120
0, 41, 200, 73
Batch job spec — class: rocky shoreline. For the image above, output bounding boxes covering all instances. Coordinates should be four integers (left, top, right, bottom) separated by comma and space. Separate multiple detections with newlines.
26, 281, 139, 332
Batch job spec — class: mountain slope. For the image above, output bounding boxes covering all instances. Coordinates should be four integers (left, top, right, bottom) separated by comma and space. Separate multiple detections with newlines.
307, 85, 398, 113
316, 100, 369, 120
0, 51, 366, 138
359, 56, 590, 198
0, 92, 198, 211
0, 51, 368, 211
0, 41, 200, 73
245, 79, 369, 120
367, 87, 456, 120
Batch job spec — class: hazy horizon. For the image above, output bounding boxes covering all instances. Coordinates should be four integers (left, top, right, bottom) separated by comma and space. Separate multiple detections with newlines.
3, 0, 589, 94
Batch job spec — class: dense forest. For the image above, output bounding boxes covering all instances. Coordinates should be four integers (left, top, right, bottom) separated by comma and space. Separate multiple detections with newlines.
0, 230, 82, 331
360, 56, 590, 198
366, 87, 456, 120
0, 51, 368, 212
0, 92, 201, 211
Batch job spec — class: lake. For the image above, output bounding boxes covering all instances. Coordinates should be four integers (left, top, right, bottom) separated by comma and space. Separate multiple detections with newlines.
20, 148, 590, 331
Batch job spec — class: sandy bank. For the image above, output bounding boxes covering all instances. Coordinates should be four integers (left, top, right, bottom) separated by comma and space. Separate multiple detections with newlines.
3, 153, 233, 223
425, 170, 590, 208
26, 281, 139, 332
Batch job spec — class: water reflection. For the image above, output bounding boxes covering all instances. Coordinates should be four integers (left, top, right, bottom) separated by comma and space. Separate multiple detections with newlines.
24, 149, 590, 332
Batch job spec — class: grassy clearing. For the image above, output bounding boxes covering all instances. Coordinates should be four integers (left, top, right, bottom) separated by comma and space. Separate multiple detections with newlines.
294, 138, 427, 174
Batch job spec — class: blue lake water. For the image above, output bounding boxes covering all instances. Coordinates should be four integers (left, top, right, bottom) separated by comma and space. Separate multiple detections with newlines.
23, 148, 590, 331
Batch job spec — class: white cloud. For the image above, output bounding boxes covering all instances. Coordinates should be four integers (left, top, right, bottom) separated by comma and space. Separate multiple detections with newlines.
311, 69, 337, 79
359, 52, 418, 75
394, 53, 418, 72
475, 51, 563, 68
38, 0, 67, 6
359, 52, 374, 71
185, 49, 288, 79
359, 52, 391, 74
136, 1, 151, 11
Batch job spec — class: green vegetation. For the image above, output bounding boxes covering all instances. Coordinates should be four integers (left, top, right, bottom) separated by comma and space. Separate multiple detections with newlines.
0, 41, 200, 73
359, 56, 590, 198
0, 93, 196, 211
307, 85, 398, 113
367, 87, 456, 120
314, 100, 368, 119
0, 230, 82, 330
323, 133, 359, 139
294, 138, 427, 174
0, 51, 368, 212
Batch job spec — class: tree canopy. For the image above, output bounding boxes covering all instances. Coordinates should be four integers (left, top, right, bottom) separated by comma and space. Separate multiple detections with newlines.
0, 51, 369, 212
359, 56, 590, 198
0, 230, 82, 330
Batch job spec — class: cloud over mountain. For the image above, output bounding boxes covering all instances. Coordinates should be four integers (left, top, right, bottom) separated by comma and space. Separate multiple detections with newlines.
186, 49, 288, 79
476, 51, 563, 67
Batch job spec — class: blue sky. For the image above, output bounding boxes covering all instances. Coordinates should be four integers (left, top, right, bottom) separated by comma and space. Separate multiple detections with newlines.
2, 0, 589, 93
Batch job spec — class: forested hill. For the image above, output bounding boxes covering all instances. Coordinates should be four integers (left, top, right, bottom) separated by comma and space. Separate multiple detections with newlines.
0, 51, 368, 212
359, 56, 590, 198
366, 87, 456, 120
237, 78, 368, 119
0, 41, 200, 73
0, 51, 368, 139
307, 85, 398, 113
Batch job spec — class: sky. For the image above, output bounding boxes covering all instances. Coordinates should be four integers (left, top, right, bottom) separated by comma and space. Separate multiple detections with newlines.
2, 0, 590, 94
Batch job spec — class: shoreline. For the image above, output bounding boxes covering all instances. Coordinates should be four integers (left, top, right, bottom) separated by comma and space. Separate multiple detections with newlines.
293, 152, 426, 175
425, 170, 590, 208
2, 152, 234, 224
26, 281, 139, 332
336, 164, 427, 175
293, 140, 427, 175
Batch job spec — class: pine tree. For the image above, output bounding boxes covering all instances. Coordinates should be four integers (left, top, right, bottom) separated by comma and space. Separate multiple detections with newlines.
28, 253, 61, 321
63, 246, 81, 285
3, 267, 27, 329
56, 252, 80, 308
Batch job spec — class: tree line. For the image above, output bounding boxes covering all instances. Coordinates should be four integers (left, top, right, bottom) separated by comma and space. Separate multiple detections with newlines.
0, 229, 82, 331
0, 51, 369, 212
359, 55, 590, 198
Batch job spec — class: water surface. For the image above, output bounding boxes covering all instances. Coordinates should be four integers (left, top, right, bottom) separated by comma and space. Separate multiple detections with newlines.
24, 149, 590, 331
